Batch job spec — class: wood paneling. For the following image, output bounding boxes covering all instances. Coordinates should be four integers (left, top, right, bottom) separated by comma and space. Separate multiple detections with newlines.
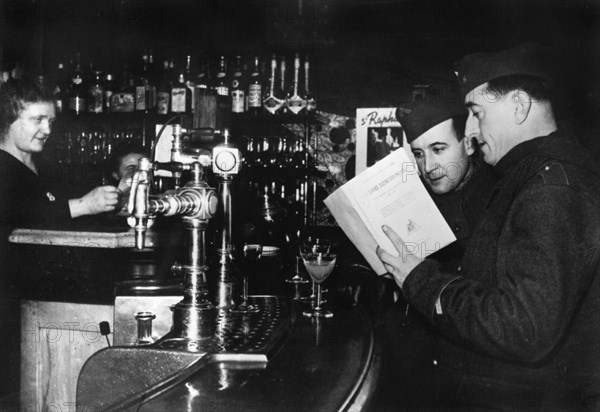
20, 300, 113, 410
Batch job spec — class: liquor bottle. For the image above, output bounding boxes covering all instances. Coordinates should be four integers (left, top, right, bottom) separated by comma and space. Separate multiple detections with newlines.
88, 71, 104, 114
68, 53, 87, 115
213, 55, 229, 97
230, 55, 246, 114
194, 59, 209, 89
246, 56, 262, 116
286, 53, 306, 115
135, 52, 149, 112
170, 60, 191, 114
184, 54, 196, 111
213, 55, 231, 124
262, 55, 284, 115
112, 65, 135, 112
103, 73, 116, 114
53, 62, 68, 114
156, 59, 171, 115
146, 50, 157, 110
279, 57, 289, 114
304, 55, 316, 113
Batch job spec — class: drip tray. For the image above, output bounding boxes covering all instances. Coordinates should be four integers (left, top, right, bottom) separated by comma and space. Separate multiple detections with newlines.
157, 296, 292, 360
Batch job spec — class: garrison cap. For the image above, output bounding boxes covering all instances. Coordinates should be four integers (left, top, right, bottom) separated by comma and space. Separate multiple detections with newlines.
454, 42, 555, 96
396, 99, 467, 144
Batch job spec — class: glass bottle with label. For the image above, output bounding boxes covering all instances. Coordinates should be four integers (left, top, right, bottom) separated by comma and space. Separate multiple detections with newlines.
135, 52, 149, 112
287, 53, 306, 115
68, 53, 87, 115
246, 56, 262, 117
88, 71, 104, 114
103, 73, 116, 114
156, 60, 171, 115
262, 55, 284, 115
53, 62, 68, 114
112, 65, 135, 112
214, 55, 229, 97
170, 69, 191, 114
230, 55, 246, 115
146, 50, 157, 111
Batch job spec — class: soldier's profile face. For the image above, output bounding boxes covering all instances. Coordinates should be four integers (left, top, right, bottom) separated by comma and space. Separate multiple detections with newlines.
464, 83, 517, 166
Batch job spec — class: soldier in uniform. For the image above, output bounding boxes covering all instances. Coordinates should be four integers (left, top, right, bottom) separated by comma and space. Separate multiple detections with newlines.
378, 42, 600, 410
337, 98, 497, 410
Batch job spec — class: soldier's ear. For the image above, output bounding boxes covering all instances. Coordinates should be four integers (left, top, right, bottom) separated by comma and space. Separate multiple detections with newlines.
513, 90, 532, 125
463, 135, 476, 156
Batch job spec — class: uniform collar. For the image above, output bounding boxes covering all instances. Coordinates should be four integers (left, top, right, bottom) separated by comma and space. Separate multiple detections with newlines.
493, 130, 561, 175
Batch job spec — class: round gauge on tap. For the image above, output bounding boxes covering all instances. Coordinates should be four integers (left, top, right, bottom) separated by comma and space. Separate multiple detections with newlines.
214, 150, 237, 172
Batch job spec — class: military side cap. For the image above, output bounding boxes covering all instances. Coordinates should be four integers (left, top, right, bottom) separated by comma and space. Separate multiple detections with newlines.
454, 42, 555, 96
396, 99, 467, 144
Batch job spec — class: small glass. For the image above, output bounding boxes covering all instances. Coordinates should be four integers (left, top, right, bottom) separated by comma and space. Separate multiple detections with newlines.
135, 311, 156, 345
230, 243, 262, 314
300, 237, 336, 318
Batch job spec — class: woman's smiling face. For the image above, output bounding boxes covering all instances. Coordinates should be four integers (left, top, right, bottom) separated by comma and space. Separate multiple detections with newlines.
5, 102, 56, 155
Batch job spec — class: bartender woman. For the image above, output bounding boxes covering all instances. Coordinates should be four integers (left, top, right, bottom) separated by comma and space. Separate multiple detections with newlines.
0, 79, 119, 398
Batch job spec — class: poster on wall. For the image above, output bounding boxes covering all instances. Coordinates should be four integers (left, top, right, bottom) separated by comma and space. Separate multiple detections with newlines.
355, 107, 410, 176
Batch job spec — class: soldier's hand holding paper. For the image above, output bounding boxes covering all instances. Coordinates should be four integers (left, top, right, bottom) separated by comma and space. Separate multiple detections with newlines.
376, 224, 423, 288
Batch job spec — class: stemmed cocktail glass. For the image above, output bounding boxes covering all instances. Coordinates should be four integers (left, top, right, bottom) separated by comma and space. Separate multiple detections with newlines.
299, 237, 336, 318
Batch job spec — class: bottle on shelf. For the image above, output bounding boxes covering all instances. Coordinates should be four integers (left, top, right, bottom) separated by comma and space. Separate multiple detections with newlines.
68, 53, 87, 115
246, 56, 262, 117
262, 55, 284, 115
52, 62, 68, 114
135, 52, 149, 112
103, 73, 116, 114
88, 71, 104, 114
213, 55, 229, 97
194, 58, 210, 90
170, 59, 191, 114
156, 59, 171, 115
230, 55, 246, 115
286, 53, 306, 115
146, 50, 157, 110
112, 64, 135, 112
184, 54, 196, 111
304, 55, 316, 113
214, 55, 231, 125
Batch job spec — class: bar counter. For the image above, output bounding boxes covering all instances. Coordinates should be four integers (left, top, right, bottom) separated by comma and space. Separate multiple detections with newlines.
8, 222, 383, 412
77, 297, 381, 412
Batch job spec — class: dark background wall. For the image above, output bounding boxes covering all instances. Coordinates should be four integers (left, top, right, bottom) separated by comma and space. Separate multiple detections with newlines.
1, 0, 600, 132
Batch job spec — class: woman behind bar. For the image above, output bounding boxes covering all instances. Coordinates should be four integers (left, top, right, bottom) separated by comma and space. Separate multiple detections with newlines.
0, 79, 119, 399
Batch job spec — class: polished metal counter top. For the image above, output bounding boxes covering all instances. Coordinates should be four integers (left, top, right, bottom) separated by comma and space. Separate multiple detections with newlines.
77, 296, 380, 412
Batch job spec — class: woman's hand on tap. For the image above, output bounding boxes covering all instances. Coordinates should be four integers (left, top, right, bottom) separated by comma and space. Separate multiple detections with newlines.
69, 185, 121, 218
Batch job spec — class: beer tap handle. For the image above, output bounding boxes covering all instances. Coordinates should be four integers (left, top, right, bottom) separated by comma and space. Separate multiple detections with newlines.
126, 168, 142, 216
126, 158, 154, 250
132, 181, 150, 250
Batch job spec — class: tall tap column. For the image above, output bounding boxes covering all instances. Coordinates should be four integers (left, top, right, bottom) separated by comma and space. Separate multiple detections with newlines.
211, 130, 242, 309
127, 160, 220, 343
168, 163, 219, 341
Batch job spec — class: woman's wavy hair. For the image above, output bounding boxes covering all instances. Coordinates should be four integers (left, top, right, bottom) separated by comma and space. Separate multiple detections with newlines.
0, 79, 54, 141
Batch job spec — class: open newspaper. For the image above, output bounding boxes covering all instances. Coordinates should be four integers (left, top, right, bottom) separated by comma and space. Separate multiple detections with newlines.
324, 148, 456, 275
